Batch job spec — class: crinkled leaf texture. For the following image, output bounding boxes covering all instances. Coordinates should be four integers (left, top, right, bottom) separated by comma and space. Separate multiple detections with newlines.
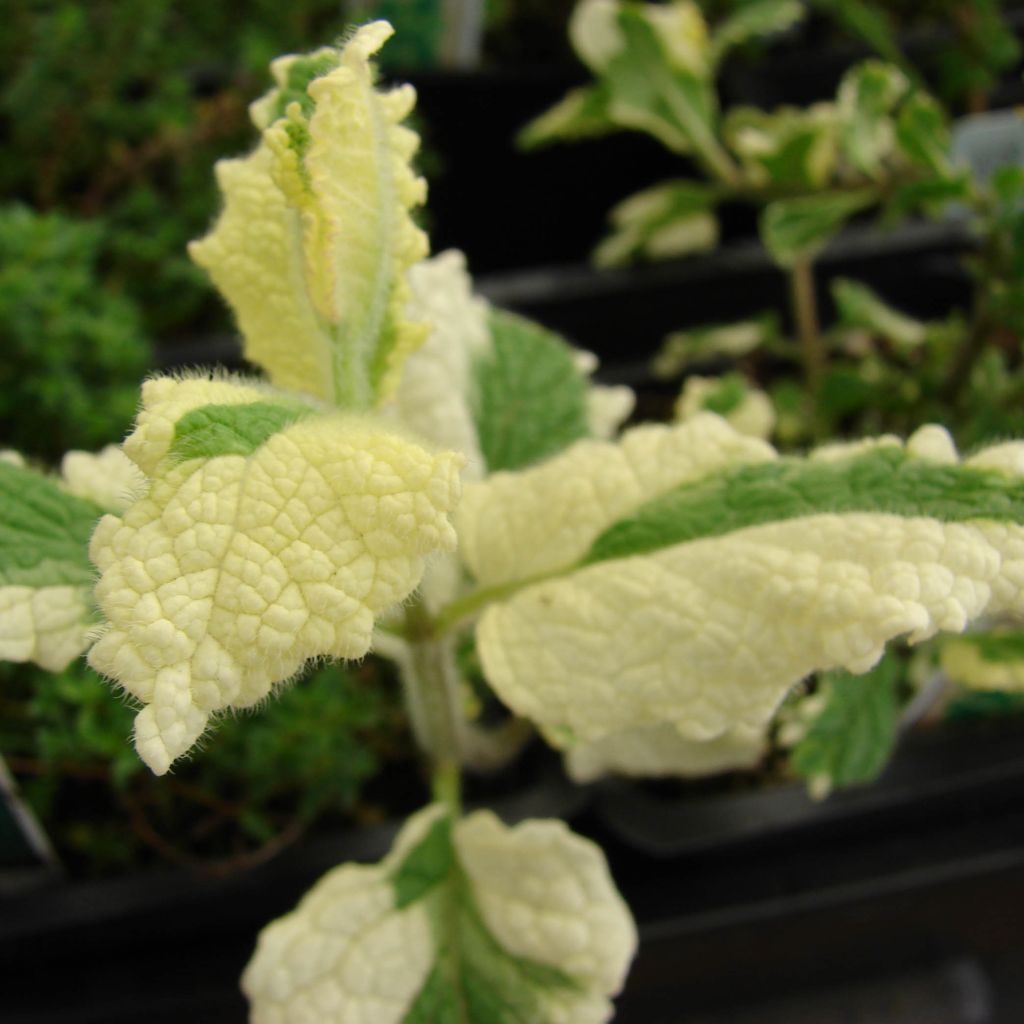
0, 448, 139, 671
189, 22, 428, 411
87, 375, 462, 775
242, 804, 636, 1023
459, 416, 1024, 760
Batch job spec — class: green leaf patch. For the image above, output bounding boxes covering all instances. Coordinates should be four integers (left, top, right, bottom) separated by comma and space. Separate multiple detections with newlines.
0, 460, 103, 588
169, 400, 315, 462
473, 312, 591, 473
584, 445, 1024, 565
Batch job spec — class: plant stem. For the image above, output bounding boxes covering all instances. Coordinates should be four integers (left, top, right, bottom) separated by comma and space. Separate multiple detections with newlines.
789, 257, 825, 435
403, 597, 466, 814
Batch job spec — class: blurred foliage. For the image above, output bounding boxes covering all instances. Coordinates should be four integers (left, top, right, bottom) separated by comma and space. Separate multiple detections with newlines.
0, 1, 349, 343
698, 0, 1021, 111
0, 205, 148, 462
0, 656, 413, 876
787, 653, 904, 797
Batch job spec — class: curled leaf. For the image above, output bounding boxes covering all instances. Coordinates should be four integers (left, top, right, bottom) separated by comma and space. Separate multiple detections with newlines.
190, 23, 428, 411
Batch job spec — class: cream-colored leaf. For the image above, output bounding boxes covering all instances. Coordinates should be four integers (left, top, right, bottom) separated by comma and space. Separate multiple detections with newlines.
570, 0, 626, 72
458, 414, 774, 589
190, 23, 428, 410
0, 585, 93, 672
242, 806, 442, 1024
456, 811, 637, 1020
87, 376, 462, 774
464, 423, 1024, 748
564, 722, 766, 782
391, 250, 490, 481
675, 375, 775, 439
60, 445, 146, 513
243, 805, 636, 1023
478, 512, 1024, 746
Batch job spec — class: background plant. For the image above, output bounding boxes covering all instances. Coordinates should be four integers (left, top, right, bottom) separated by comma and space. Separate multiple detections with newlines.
522, 0, 1024, 797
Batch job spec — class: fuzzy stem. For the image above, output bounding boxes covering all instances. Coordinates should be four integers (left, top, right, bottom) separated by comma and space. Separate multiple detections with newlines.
789, 257, 825, 435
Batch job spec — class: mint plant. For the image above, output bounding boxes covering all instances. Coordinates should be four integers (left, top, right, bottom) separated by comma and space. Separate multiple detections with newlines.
5, 18, 1024, 1020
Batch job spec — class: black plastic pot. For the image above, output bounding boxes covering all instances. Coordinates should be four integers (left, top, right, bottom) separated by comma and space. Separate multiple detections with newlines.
600, 717, 1024, 1023
0, 748, 585, 1024
5, 718, 1024, 1023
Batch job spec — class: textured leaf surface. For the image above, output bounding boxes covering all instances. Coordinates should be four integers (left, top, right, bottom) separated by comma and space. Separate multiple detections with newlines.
242, 805, 636, 1023
87, 376, 462, 774
458, 415, 773, 589
461, 419, 1024, 747
474, 311, 591, 473
789, 656, 901, 796
189, 23, 428, 410
0, 461, 104, 590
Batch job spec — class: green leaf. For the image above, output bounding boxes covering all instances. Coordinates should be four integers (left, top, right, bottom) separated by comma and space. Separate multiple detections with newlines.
517, 84, 617, 149
592, 5, 739, 182
837, 60, 909, 179
725, 105, 838, 189
393, 812, 455, 909
473, 311, 591, 472
810, 0, 906, 70
169, 400, 315, 462
895, 91, 951, 177
886, 173, 972, 220
242, 806, 636, 1023
583, 445, 1024, 566
710, 0, 804, 66
789, 654, 901, 794
654, 312, 782, 377
819, 365, 877, 418
831, 278, 926, 349
595, 179, 719, 267
760, 189, 877, 267
0, 460, 102, 589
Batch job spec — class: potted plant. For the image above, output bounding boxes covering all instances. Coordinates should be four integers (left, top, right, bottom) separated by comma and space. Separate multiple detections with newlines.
5, 9, 1024, 1022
